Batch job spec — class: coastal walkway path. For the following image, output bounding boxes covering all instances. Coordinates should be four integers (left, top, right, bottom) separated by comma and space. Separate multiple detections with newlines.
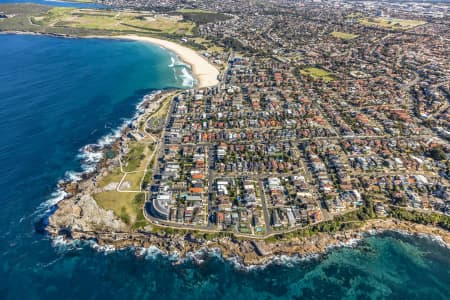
143, 205, 366, 241
114, 95, 170, 194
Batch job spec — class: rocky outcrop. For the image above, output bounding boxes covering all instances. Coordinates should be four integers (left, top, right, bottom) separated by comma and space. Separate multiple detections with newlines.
47, 194, 128, 236
44, 88, 450, 266
48, 199, 450, 266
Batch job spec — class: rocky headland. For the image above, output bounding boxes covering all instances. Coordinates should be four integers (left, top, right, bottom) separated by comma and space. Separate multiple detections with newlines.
47, 190, 450, 266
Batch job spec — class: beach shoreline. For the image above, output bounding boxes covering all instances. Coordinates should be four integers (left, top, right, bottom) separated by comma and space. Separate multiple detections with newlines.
0, 31, 220, 89
114, 35, 220, 89
4, 31, 447, 267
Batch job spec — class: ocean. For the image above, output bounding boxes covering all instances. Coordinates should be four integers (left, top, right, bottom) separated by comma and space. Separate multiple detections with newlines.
0, 34, 449, 300
0, 0, 103, 8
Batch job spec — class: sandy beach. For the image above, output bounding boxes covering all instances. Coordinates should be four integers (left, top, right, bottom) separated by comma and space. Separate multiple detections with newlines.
117, 35, 219, 89
2, 31, 220, 88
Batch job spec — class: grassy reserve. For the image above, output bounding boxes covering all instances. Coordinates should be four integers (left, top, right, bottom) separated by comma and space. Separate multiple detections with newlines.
121, 172, 145, 191
0, 4, 196, 38
98, 168, 123, 189
359, 17, 426, 30
0, 4, 228, 53
176, 9, 215, 14
300, 67, 335, 82
330, 31, 358, 40
175, 8, 230, 25
91, 94, 175, 225
122, 142, 147, 172
93, 140, 153, 225
93, 192, 149, 229
192, 37, 224, 54
34, 7, 195, 35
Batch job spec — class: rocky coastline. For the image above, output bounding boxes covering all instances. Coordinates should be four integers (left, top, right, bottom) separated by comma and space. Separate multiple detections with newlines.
48, 196, 450, 266
47, 191, 450, 266
45, 88, 450, 266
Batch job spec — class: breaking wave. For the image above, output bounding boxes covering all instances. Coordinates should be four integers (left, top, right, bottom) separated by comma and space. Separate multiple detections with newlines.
366, 229, 450, 250
36, 90, 161, 216
168, 57, 175, 68
167, 54, 195, 88
179, 67, 195, 87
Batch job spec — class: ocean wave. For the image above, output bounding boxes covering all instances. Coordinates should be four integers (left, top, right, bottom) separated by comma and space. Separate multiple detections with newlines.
169, 54, 189, 68
51, 235, 84, 252
227, 252, 322, 272
36, 90, 161, 218
92, 243, 117, 254
137, 246, 180, 261
37, 189, 68, 216
422, 233, 450, 249
179, 67, 195, 88
366, 229, 450, 250
49, 226, 450, 270
52, 235, 117, 254
168, 57, 175, 68
167, 54, 195, 88
325, 237, 361, 252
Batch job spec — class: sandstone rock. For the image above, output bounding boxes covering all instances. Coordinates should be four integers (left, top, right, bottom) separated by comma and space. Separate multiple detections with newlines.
48, 194, 128, 236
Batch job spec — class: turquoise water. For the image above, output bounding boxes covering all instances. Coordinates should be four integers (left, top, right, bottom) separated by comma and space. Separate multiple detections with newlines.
0, 34, 449, 300
0, 0, 103, 8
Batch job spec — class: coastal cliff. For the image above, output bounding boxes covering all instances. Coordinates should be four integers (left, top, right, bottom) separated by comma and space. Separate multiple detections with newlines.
48, 194, 128, 235
47, 195, 450, 266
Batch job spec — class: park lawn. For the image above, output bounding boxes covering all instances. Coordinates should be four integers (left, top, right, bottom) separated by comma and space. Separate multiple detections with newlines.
40, 7, 74, 26
153, 95, 173, 119
93, 191, 148, 228
346, 12, 363, 19
193, 37, 225, 53
176, 8, 216, 14
98, 167, 123, 189
175, 8, 231, 25
154, 102, 170, 119
301, 67, 335, 82
94, 191, 138, 224
122, 142, 145, 172
140, 93, 173, 132
122, 140, 154, 172
39, 8, 195, 35
121, 171, 145, 191
331, 31, 359, 40
359, 17, 426, 30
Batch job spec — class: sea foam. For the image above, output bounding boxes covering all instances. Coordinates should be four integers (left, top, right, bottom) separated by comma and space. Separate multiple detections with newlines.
36, 90, 161, 217
168, 54, 195, 88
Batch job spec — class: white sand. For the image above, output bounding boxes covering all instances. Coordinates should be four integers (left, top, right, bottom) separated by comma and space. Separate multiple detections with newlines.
6, 31, 219, 88
116, 35, 219, 88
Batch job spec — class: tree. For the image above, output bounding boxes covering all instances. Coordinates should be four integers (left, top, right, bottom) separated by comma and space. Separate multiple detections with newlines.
429, 147, 447, 161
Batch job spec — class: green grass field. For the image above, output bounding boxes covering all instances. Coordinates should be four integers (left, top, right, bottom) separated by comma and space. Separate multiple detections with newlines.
123, 142, 145, 172
34, 7, 195, 35
359, 17, 426, 30
176, 8, 216, 14
121, 172, 145, 191
122, 142, 149, 172
175, 8, 231, 25
98, 168, 123, 189
300, 67, 335, 82
330, 31, 358, 40
346, 12, 363, 19
94, 192, 148, 229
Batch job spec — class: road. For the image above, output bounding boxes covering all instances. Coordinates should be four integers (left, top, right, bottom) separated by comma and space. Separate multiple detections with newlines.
258, 180, 272, 234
